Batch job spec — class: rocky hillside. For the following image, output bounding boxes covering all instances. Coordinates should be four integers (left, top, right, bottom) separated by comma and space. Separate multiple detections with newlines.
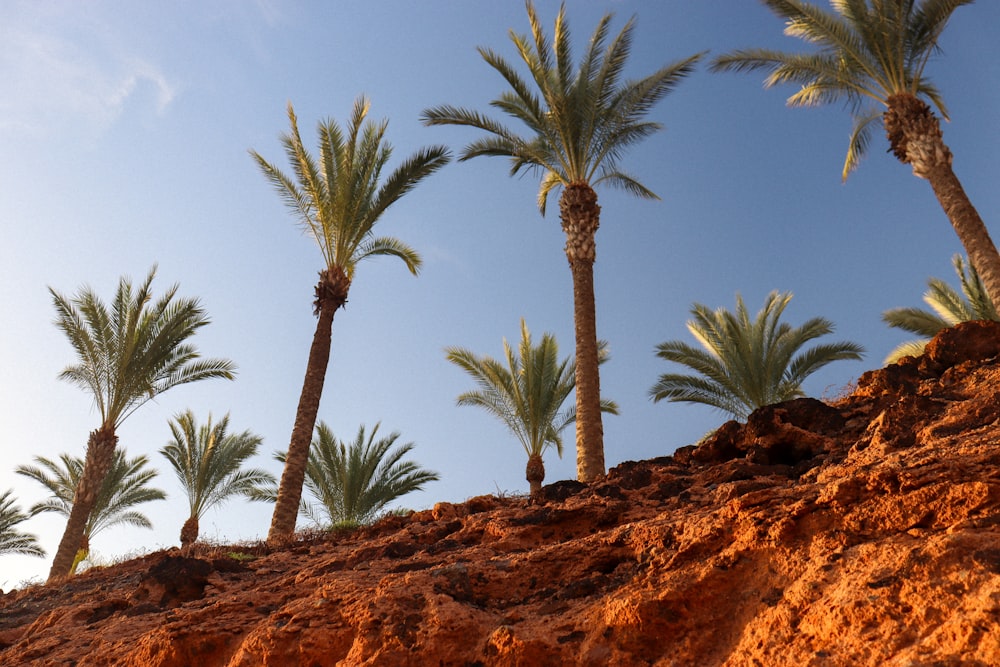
3, 322, 1000, 666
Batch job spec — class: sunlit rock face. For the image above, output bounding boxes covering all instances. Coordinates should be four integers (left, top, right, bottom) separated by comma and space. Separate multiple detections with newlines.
3, 321, 1000, 666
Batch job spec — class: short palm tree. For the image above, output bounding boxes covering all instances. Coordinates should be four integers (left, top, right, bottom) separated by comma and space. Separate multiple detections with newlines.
160, 410, 275, 547
422, 2, 702, 483
882, 254, 999, 363
446, 319, 618, 498
15, 450, 166, 573
47, 266, 235, 581
710, 0, 1000, 309
0, 490, 44, 558
261, 422, 439, 527
650, 292, 865, 421
250, 99, 450, 542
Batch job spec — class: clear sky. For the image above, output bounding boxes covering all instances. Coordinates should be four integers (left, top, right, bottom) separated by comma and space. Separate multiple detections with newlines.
2, 1, 999, 589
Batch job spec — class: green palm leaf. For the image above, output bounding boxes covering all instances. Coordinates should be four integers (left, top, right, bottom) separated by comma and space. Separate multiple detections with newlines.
651, 292, 864, 421
882, 254, 999, 363
0, 490, 45, 558
266, 422, 439, 527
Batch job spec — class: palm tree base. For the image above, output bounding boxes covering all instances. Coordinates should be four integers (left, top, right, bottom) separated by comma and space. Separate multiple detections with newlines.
180, 516, 199, 547
526, 454, 545, 498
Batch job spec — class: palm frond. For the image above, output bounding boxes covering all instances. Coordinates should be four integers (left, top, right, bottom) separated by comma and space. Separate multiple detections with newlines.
354, 236, 422, 276
842, 108, 883, 179
883, 339, 932, 365
650, 372, 750, 420
652, 291, 863, 420
593, 171, 659, 200
0, 490, 45, 557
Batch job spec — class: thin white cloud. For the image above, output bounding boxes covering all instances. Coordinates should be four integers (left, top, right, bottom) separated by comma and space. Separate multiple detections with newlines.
0, 5, 176, 138
111, 61, 177, 115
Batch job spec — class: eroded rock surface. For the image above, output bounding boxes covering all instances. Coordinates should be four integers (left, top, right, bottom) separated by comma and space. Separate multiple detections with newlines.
3, 321, 1000, 666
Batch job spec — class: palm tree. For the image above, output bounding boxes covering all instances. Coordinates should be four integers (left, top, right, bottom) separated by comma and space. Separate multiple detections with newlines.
261, 422, 439, 527
15, 450, 166, 574
250, 99, 450, 542
650, 292, 865, 421
882, 254, 998, 363
710, 0, 1000, 309
421, 2, 702, 482
0, 490, 44, 558
160, 410, 275, 547
445, 319, 618, 498
47, 266, 235, 581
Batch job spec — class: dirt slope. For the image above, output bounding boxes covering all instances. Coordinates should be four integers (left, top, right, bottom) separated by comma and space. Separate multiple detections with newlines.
3, 321, 1000, 666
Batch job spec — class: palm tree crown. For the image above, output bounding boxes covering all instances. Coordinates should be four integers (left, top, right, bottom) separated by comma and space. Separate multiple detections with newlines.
445, 320, 618, 496
0, 490, 44, 559
47, 266, 234, 581
882, 254, 999, 363
422, 2, 702, 212
52, 265, 237, 428
160, 410, 275, 546
711, 0, 966, 178
267, 422, 440, 527
651, 292, 865, 421
251, 99, 450, 542
251, 98, 451, 294
710, 1, 1000, 309
16, 450, 165, 573
423, 1, 702, 482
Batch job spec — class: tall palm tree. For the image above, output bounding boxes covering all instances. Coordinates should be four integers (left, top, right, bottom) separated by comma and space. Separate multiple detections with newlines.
710, 0, 1000, 308
650, 292, 864, 421
47, 266, 235, 581
0, 490, 44, 558
16, 450, 166, 574
882, 254, 998, 363
262, 422, 439, 527
422, 2, 702, 482
445, 319, 618, 498
160, 410, 275, 547
250, 99, 450, 542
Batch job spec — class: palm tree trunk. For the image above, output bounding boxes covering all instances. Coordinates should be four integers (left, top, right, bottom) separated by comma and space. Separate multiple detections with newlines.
48, 424, 117, 582
267, 269, 348, 542
560, 183, 606, 482
885, 94, 1000, 308
525, 453, 545, 498
180, 515, 199, 547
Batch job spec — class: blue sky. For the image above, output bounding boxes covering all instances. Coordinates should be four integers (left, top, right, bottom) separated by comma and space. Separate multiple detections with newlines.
2, 1, 999, 588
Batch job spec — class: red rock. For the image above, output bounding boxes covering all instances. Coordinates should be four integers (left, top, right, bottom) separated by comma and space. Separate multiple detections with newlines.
3, 324, 1000, 665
